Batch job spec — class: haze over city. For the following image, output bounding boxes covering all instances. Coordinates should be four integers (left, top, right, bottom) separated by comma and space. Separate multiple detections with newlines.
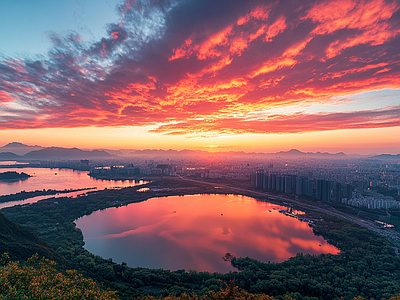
0, 0, 399, 154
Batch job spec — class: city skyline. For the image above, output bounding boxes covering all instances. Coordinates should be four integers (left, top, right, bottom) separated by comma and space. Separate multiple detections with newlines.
1, 0, 399, 154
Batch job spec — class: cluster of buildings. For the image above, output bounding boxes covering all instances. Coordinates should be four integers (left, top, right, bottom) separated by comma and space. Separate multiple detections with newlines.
34, 154, 399, 211
344, 189, 398, 209
251, 171, 398, 210
38, 159, 91, 170
89, 164, 177, 176
251, 171, 349, 201
183, 168, 246, 179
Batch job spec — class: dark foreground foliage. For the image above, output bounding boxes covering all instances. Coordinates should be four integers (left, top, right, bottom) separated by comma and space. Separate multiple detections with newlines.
0, 253, 117, 299
2, 256, 400, 300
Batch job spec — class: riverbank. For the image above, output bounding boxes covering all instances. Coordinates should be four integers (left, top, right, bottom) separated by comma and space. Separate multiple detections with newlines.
0, 187, 96, 204
88, 172, 158, 181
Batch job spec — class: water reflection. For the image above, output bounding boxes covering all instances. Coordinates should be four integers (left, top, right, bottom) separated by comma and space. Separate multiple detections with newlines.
0, 190, 92, 210
76, 194, 338, 273
0, 161, 29, 166
0, 167, 143, 196
0, 167, 146, 209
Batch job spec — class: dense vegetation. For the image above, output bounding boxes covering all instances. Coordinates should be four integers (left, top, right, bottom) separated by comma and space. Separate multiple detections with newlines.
3, 254, 400, 300
4, 254, 400, 300
2, 178, 400, 299
0, 213, 64, 263
0, 253, 117, 299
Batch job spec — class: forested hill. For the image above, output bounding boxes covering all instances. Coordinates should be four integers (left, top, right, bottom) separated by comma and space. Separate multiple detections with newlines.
0, 212, 64, 263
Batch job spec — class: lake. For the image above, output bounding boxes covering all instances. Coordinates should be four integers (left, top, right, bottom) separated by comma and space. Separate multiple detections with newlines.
0, 166, 145, 209
75, 194, 338, 273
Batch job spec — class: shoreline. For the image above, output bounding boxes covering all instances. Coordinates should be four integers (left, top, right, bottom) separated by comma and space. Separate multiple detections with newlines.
0, 187, 97, 204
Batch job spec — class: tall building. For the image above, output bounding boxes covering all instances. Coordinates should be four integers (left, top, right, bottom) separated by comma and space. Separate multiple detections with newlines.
291, 175, 297, 190
267, 174, 272, 189
250, 173, 256, 187
347, 184, 353, 199
263, 174, 268, 189
256, 171, 264, 188
296, 176, 302, 195
308, 180, 314, 197
285, 176, 292, 194
316, 179, 323, 200
272, 174, 276, 190
335, 182, 342, 202
322, 180, 331, 201
276, 176, 281, 192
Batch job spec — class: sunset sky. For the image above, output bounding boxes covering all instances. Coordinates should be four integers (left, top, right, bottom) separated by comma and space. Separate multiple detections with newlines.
0, 0, 399, 154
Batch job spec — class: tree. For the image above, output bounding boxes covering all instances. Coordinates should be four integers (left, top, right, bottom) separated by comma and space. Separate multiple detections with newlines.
0, 253, 117, 300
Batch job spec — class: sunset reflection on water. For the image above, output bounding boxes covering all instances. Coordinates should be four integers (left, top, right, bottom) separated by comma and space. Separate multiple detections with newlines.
75, 194, 338, 273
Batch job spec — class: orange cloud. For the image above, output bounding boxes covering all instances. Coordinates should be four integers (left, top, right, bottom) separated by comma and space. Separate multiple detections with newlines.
265, 15, 286, 42
320, 62, 389, 80
169, 6, 285, 62
169, 38, 193, 61
237, 5, 271, 26
307, 0, 400, 58
197, 25, 234, 60
250, 37, 312, 78
151, 106, 400, 136
326, 25, 400, 58
251, 58, 297, 78
307, 0, 396, 35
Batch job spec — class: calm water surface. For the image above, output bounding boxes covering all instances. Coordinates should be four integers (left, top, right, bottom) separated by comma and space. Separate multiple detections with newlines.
75, 194, 338, 273
0, 167, 145, 209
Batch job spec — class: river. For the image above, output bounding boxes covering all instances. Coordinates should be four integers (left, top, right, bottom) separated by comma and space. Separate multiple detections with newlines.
0, 165, 146, 209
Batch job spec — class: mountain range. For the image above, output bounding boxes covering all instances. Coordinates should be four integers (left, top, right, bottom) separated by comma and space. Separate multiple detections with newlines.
0, 144, 112, 160
0, 142, 398, 161
274, 149, 347, 158
0, 142, 44, 155
367, 154, 400, 160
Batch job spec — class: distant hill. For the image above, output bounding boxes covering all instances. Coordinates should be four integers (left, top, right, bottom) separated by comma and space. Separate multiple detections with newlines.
98, 149, 125, 156
274, 149, 347, 158
368, 154, 400, 160
0, 212, 63, 262
0, 142, 44, 156
131, 149, 181, 155
117, 148, 348, 159
0, 143, 374, 160
23, 147, 113, 160
0, 152, 23, 161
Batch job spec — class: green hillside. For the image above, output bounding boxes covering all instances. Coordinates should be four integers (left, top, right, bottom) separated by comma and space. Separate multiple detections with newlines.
0, 212, 63, 263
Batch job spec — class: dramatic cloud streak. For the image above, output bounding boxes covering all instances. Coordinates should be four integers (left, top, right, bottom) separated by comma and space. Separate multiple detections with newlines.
152, 105, 400, 136
1, 0, 399, 136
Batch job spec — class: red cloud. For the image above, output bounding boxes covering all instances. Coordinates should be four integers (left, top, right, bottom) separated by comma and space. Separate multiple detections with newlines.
0, 91, 15, 103
0, 0, 399, 138
110, 32, 119, 39
169, 5, 286, 62
151, 106, 400, 136
307, 0, 400, 58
